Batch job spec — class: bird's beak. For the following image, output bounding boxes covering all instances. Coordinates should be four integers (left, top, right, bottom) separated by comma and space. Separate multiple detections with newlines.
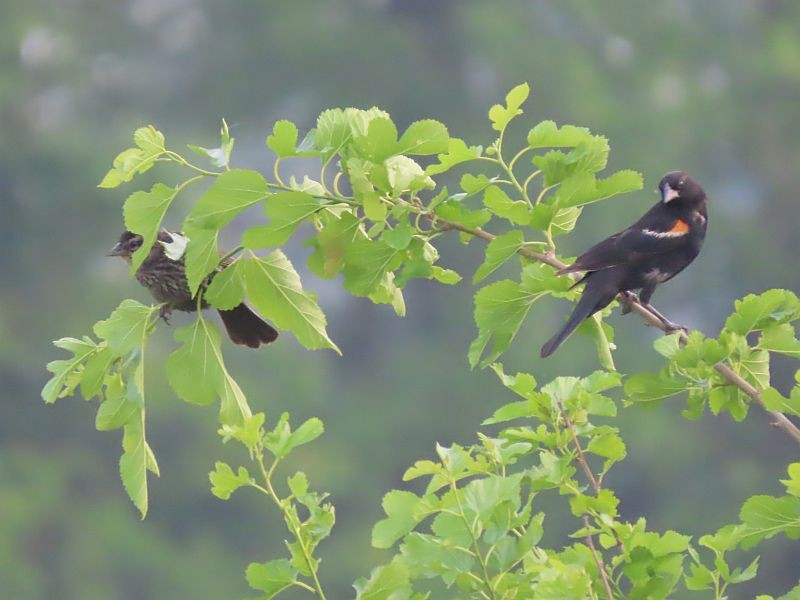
107, 242, 125, 257
661, 183, 680, 203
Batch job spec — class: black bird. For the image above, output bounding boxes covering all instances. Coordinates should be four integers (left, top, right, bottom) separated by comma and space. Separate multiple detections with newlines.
540, 171, 707, 358
108, 230, 278, 348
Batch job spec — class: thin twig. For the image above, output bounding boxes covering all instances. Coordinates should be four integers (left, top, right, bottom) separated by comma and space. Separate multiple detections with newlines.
583, 515, 615, 600
435, 220, 800, 447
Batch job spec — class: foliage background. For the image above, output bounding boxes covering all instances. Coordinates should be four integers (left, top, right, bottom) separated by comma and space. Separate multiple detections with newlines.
2, 1, 799, 597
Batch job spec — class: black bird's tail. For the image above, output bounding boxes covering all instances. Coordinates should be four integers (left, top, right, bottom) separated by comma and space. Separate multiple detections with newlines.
540, 276, 617, 358
218, 304, 279, 349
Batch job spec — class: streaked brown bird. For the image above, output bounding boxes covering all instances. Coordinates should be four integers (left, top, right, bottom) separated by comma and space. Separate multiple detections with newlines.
108, 230, 278, 348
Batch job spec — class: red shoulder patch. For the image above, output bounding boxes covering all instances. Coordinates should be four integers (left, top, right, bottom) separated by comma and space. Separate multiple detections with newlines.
668, 219, 690, 234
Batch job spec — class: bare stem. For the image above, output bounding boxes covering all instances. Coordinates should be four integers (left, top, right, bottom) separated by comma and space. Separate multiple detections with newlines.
583, 515, 615, 600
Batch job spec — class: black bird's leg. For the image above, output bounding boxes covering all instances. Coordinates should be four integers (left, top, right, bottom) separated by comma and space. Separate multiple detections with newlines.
644, 303, 688, 334
159, 304, 173, 325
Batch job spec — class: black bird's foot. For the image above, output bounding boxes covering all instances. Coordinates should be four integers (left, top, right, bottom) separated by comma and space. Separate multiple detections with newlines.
620, 292, 639, 315
662, 320, 689, 335
159, 305, 173, 325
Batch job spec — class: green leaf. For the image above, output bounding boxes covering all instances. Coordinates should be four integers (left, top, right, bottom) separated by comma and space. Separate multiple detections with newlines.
288, 417, 325, 451
343, 239, 404, 297
353, 117, 399, 162
739, 494, 800, 548
425, 138, 482, 176
473, 231, 523, 283
307, 211, 363, 279
183, 226, 220, 296
471, 263, 569, 367
488, 83, 529, 132
759, 323, 800, 358
93, 300, 155, 358
266, 120, 300, 157
98, 125, 166, 188
555, 170, 643, 208
80, 346, 114, 399
184, 169, 268, 230
434, 199, 491, 229
288, 471, 309, 497
119, 407, 151, 518
246, 559, 299, 598
372, 490, 437, 549
243, 252, 339, 353
242, 191, 319, 248
725, 289, 800, 335
123, 183, 176, 273
739, 347, 770, 389
624, 373, 689, 403
353, 561, 413, 600
218, 372, 252, 427
381, 222, 415, 251
42, 338, 99, 403
166, 318, 223, 406
397, 119, 449, 155
653, 333, 682, 358
483, 185, 530, 225
527, 120, 594, 149
96, 391, 139, 431
204, 260, 246, 310
209, 461, 252, 500
781, 463, 800, 497
383, 155, 435, 194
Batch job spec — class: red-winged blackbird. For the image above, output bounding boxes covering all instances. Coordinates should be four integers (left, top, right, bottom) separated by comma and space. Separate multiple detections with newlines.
541, 171, 707, 358
108, 230, 278, 349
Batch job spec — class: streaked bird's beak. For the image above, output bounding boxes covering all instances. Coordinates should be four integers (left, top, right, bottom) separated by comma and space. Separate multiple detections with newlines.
661, 183, 680, 203
107, 242, 125, 257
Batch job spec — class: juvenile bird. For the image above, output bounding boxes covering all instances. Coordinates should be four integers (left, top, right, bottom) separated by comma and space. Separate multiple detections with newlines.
108, 230, 278, 348
540, 171, 707, 358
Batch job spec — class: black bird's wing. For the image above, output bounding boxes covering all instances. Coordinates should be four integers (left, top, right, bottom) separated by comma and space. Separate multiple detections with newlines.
559, 206, 691, 275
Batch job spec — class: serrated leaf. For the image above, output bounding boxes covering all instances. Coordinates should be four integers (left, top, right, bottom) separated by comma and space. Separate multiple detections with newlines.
96, 392, 139, 431
41, 338, 99, 404
93, 300, 154, 358
434, 200, 492, 229
99, 125, 166, 188
397, 119, 449, 155
342, 239, 404, 297
527, 120, 594, 149
246, 559, 299, 597
483, 186, 530, 225
725, 290, 800, 335
209, 461, 252, 500
653, 333, 682, 358
242, 191, 319, 248
307, 211, 364, 279
425, 138, 482, 176
471, 263, 569, 367
243, 252, 339, 353
184, 169, 268, 230
739, 494, 800, 549
266, 120, 300, 157
759, 323, 800, 358
354, 561, 413, 600
123, 183, 176, 273
353, 117, 399, 162
204, 260, 246, 310
166, 318, 223, 406
624, 373, 689, 403
119, 407, 150, 518
183, 226, 219, 296
489, 83, 529, 132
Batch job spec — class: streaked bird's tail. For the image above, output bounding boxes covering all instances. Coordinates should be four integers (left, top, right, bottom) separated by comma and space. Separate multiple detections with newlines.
218, 304, 278, 349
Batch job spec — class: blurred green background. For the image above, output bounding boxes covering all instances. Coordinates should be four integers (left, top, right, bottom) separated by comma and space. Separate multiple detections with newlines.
2, 1, 799, 598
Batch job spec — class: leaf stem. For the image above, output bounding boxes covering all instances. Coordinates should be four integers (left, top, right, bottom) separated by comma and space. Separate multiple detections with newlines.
254, 451, 327, 599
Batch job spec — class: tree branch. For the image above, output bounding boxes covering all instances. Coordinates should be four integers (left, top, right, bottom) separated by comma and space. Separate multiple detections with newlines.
583, 515, 615, 600
438, 221, 800, 447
